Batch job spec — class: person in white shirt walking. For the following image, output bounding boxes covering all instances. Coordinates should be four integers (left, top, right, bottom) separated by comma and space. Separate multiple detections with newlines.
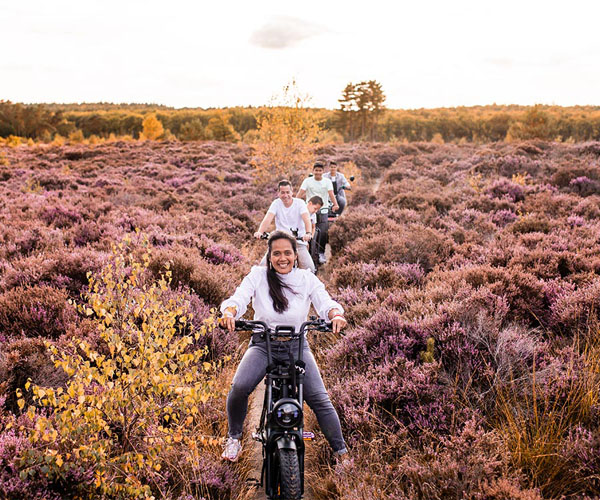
219, 231, 348, 462
255, 180, 315, 272
296, 161, 338, 264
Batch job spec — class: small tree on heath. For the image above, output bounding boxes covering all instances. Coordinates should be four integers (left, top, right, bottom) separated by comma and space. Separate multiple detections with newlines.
140, 113, 164, 141
13, 237, 227, 498
251, 80, 323, 184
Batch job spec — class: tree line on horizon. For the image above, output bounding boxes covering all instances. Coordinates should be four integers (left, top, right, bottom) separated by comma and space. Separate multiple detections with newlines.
2, 90, 600, 144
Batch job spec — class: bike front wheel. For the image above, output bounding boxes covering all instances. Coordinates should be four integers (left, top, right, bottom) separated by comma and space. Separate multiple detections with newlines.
276, 447, 301, 500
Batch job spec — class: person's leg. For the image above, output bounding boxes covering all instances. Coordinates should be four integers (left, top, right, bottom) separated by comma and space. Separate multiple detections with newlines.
301, 347, 347, 454
296, 245, 315, 273
316, 213, 328, 258
336, 193, 347, 215
226, 343, 269, 439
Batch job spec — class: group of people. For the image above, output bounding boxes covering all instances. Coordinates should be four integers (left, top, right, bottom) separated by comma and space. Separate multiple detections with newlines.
218, 160, 352, 463
254, 160, 352, 271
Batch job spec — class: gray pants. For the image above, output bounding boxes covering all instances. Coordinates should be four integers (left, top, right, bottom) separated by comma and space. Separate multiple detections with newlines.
335, 193, 347, 215
260, 244, 315, 273
226, 339, 347, 454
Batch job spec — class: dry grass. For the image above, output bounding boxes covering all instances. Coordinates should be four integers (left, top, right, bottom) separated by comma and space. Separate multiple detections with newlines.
495, 328, 600, 497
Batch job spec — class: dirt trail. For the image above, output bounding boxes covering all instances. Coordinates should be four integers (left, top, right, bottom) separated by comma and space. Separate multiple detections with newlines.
238, 383, 265, 500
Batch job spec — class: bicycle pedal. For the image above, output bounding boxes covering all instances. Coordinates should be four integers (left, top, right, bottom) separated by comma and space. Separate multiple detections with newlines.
303, 431, 315, 440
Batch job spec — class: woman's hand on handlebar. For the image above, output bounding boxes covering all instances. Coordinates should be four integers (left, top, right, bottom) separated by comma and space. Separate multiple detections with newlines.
331, 316, 347, 334
328, 309, 347, 334
253, 231, 263, 239
302, 233, 312, 242
219, 307, 237, 332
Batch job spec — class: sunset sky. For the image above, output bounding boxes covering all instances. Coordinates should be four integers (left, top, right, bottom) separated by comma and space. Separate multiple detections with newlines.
2, 0, 599, 109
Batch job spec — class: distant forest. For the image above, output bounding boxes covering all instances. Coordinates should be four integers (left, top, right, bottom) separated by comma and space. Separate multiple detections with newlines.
2, 100, 600, 143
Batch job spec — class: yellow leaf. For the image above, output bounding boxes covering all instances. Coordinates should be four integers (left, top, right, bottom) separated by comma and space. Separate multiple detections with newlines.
78, 395, 85, 405
85, 308, 93, 316
203, 362, 211, 371
55, 455, 63, 467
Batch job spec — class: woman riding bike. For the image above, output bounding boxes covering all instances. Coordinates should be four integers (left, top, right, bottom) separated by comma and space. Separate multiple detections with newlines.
219, 231, 348, 462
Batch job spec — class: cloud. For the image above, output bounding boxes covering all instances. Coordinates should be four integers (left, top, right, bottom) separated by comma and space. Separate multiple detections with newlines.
250, 16, 324, 49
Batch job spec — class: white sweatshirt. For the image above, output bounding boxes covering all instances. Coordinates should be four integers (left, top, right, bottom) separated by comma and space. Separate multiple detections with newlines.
220, 266, 343, 333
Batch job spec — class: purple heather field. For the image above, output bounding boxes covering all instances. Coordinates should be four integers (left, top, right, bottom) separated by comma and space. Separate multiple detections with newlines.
1, 140, 600, 499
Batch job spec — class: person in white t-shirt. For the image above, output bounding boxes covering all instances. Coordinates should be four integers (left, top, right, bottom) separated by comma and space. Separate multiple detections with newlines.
254, 180, 315, 272
296, 161, 338, 212
296, 161, 338, 264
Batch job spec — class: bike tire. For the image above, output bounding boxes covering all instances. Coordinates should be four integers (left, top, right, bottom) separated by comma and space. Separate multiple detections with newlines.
276, 447, 301, 500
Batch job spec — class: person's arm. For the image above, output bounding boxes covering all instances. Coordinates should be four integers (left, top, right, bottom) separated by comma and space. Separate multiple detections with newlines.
341, 173, 351, 191
328, 189, 339, 212
301, 212, 312, 241
219, 267, 260, 331
307, 273, 346, 333
254, 212, 275, 238
297, 178, 308, 200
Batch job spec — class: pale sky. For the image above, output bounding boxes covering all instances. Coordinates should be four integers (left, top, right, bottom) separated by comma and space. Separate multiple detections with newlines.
1, 0, 599, 109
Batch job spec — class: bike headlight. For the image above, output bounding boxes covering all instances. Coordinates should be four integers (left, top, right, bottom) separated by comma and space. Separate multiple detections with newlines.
272, 399, 303, 429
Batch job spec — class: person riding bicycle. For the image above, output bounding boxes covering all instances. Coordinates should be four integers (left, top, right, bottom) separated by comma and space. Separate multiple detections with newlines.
219, 231, 348, 462
255, 180, 315, 272
324, 160, 351, 215
296, 161, 338, 265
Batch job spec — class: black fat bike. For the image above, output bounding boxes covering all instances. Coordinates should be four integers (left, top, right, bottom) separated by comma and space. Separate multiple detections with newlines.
235, 318, 332, 500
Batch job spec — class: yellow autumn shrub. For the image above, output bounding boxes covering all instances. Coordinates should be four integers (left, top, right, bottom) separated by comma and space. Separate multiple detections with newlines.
251, 80, 323, 184
14, 238, 227, 498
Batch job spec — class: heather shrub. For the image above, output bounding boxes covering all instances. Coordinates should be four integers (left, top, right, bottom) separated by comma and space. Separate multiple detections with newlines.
0, 286, 77, 339
341, 224, 452, 272
328, 206, 398, 253
0, 337, 68, 414
345, 185, 378, 206
492, 209, 518, 227
332, 287, 381, 326
148, 246, 241, 306
326, 311, 441, 376
548, 278, 600, 334
569, 175, 600, 196
329, 357, 456, 438
390, 418, 538, 500
71, 220, 103, 246
0, 249, 104, 294
551, 164, 600, 187
510, 215, 552, 234
485, 178, 526, 202
330, 262, 424, 291
40, 205, 82, 228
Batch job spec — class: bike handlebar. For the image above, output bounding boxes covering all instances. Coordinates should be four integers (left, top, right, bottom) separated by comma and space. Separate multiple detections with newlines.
260, 231, 304, 241
234, 319, 332, 335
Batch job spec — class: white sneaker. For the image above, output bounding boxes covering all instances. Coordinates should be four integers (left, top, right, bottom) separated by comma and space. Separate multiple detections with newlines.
221, 437, 242, 462
318, 254, 327, 264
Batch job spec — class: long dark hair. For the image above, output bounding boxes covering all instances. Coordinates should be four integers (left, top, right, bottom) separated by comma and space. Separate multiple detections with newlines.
266, 231, 298, 313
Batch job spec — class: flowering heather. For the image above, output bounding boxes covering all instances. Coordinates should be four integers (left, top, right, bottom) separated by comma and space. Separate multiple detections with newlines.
2, 140, 600, 497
